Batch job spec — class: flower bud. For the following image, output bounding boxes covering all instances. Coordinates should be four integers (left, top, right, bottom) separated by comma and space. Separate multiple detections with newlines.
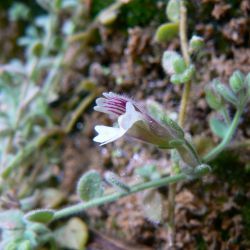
189, 35, 204, 52
229, 70, 245, 93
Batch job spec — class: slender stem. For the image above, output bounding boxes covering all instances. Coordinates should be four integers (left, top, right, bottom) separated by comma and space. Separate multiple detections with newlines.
1, 128, 65, 178
203, 108, 243, 162
53, 165, 210, 220
65, 92, 97, 133
168, 1, 192, 248
178, 2, 191, 127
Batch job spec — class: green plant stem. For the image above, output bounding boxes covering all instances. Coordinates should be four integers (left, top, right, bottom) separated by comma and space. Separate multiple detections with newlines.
1, 128, 65, 178
168, 1, 192, 248
203, 108, 243, 162
65, 92, 97, 133
53, 165, 210, 221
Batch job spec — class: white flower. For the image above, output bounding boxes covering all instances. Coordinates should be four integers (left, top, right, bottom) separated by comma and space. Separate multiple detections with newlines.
93, 92, 179, 148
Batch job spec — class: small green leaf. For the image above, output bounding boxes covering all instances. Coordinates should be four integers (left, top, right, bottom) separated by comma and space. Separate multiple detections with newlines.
166, 0, 180, 23
173, 57, 186, 74
216, 83, 238, 106
54, 217, 88, 250
209, 117, 229, 138
180, 65, 195, 83
104, 171, 130, 193
135, 164, 160, 181
189, 35, 204, 52
162, 50, 181, 75
155, 22, 179, 43
77, 170, 103, 201
170, 74, 183, 84
229, 70, 245, 93
24, 209, 55, 224
205, 86, 223, 110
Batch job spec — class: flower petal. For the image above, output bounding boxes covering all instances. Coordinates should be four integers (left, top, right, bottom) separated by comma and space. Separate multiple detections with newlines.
93, 125, 126, 145
118, 102, 144, 130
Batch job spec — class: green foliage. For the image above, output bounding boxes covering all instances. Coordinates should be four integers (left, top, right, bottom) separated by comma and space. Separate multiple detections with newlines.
162, 50, 195, 84
166, 0, 180, 23
104, 171, 130, 193
205, 82, 223, 110
77, 170, 104, 201
8, 3, 31, 21
135, 164, 161, 181
189, 35, 204, 52
0, 210, 54, 249
229, 70, 245, 93
209, 118, 228, 139
215, 82, 238, 106
24, 209, 55, 224
155, 22, 179, 43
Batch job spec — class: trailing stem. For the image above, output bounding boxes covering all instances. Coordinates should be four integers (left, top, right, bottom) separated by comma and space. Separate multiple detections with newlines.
168, 1, 192, 248
53, 165, 211, 221
203, 107, 244, 162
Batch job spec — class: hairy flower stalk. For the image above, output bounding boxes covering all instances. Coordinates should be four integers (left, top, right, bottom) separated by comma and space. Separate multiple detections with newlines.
94, 92, 200, 168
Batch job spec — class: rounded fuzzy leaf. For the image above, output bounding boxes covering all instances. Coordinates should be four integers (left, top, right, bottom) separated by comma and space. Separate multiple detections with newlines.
77, 170, 103, 201
209, 117, 228, 138
166, 0, 180, 22
205, 86, 223, 110
181, 65, 195, 83
170, 74, 183, 84
229, 70, 245, 93
173, 57, 186, 74
54, 217, 88, 249
155, 22, 179, 43
104, 171, 130, 193
24, 209, 55, 224
216, 83, 238, 106
135, 164, 160, 181
162, 50, 181, 75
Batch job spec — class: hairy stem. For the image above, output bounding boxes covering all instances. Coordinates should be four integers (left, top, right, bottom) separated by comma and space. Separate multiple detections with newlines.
168, 1, 192, 248
203, 108, 243, 162
1, 128, 65, 178
53, 165, 210, 220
